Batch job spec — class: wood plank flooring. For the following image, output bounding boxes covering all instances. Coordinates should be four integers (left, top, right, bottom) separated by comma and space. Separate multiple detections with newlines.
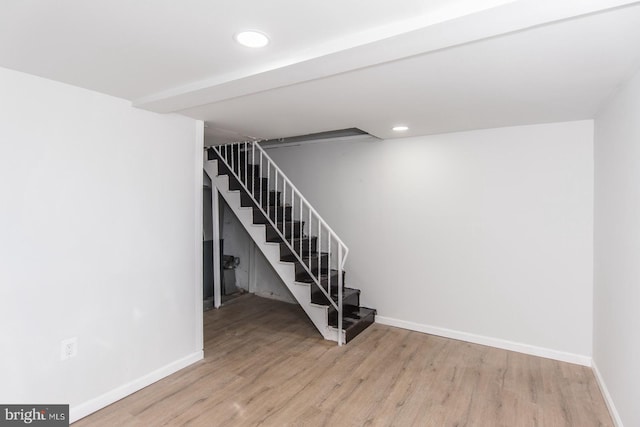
74, 294, 612, 426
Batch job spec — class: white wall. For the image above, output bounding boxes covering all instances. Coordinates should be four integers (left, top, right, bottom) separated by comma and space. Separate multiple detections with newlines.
221, 200, 252, 291
593, 68, 640, 427
252, 246, 296, 303
221, 199, 296, 303
0, 67, 203, 421
266, 120, 594, 361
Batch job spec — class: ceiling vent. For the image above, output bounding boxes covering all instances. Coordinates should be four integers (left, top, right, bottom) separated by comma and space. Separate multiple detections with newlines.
259, 128, 376, 148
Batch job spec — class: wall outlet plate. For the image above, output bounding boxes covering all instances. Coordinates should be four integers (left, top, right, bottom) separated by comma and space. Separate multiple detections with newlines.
60, 337, 78, 361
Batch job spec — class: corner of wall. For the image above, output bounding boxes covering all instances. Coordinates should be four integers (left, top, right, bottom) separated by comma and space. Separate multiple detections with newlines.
592, 360, 624, 427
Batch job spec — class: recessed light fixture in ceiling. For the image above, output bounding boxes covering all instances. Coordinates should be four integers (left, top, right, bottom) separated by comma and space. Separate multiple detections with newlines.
392, 125, 409, 132
235, 31, 270, 48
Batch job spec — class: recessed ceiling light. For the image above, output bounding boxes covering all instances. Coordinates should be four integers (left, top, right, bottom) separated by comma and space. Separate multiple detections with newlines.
235, 31, 269, 48
392, 125, 409, 132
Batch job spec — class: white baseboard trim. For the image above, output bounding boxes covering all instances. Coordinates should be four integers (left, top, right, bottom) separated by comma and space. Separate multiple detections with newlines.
70, 350, 204, 424
592, 360, 624, 427
375, 316, 591, 366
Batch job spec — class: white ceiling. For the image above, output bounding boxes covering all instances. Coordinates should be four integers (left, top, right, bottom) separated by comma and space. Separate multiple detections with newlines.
2, 0, 640, 143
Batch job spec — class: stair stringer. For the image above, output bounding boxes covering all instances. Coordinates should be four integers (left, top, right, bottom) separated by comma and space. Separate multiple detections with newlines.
204, 160, 340, 342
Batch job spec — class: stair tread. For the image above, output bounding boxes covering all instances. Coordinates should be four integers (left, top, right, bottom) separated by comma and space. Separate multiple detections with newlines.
280, 238, 317, 248
329, 307, 377, 342
342, 306, 376, 321
317, 286, 359, 299
273, 220, 302, 225
295, 269, 341, 284
280, 239, 319, 260
286, 236, 317, 242
280, 252, 328, 263
252, 206, 293, 223
266, 233, 305, 243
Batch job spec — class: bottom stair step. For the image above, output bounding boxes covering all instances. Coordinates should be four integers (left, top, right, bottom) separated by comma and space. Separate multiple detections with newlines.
312, 286, 359, 306
329, 307, 376, 343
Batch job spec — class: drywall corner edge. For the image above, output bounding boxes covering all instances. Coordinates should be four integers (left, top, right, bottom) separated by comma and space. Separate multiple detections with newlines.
375, 316, 592, 366
195, 120, 205, 353
592, 360, 625, 427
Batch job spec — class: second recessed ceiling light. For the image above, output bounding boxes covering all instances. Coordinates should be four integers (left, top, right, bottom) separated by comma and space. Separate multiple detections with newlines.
235, 31, 269, 48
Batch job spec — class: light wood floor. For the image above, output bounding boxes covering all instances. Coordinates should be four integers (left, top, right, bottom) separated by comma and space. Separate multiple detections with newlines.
74, 294, 612, 426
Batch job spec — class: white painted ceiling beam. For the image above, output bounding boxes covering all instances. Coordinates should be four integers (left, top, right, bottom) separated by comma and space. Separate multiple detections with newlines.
133, 0, 640, 114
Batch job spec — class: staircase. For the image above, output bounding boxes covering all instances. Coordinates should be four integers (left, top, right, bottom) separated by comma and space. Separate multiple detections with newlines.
204, 142, 376, 345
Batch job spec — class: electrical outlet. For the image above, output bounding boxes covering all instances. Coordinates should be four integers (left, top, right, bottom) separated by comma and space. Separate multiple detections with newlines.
60, 337, 78, 361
